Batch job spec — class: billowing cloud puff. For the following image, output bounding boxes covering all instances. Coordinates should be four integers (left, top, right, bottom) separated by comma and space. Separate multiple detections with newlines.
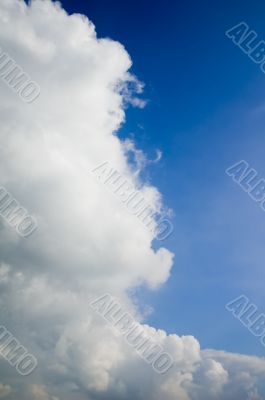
0, 1, 265, 399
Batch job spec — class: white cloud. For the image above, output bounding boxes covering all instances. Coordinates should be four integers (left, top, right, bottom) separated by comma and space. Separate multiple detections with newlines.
0, 384, 11, 399
0, 1, 264, 399
30, 385, 56, 400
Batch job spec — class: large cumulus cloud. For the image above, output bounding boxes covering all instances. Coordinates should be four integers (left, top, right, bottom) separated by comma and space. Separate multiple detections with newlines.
0, 1, 265, 399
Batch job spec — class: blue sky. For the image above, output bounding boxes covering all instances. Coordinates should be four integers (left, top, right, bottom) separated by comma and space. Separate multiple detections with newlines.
57, 0, 265, 357
3, 1, 265, 398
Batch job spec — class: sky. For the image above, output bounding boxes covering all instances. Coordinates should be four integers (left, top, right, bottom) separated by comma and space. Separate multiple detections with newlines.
58, 0, 265, 356
1, 1, 265, 399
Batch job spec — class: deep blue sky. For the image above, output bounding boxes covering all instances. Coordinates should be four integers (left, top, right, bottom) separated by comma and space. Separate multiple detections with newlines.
61, 0, 265, 357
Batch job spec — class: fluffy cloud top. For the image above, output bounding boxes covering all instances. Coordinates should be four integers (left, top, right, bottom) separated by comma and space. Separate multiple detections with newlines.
0, 1, 265, 399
